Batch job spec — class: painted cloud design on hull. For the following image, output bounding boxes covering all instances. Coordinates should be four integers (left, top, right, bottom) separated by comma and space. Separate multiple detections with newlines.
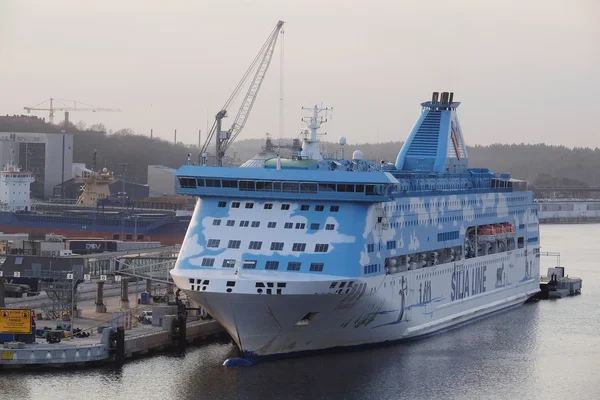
179, 200, 356, 269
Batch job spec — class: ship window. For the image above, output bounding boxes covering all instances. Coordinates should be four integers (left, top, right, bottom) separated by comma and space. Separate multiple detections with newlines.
213, 219, 222, 226
223, 259, 236, 268
325, 224, 335, 230
205, 179, 221, 187
300, 204, 310, 211
314, 244, 329, 253
113, 234, 120, 240
270, 242, 284, 251
226, 280, 236, 286
239, 220, 249, 227
281, 204, 290, 210
245, 202, 254, 209
232, 202, 240, 208
267, 222, 277, 228
364, 264, 378, 274
319, 183, 336, 192
125, 234, 133, 240
310, 223, 320, 230
329, 282, 337, 288
195, 178, 205, 187
337, 184, 355, 192
366, 185, 375, 195
249, 241, 262, 250
310, 263, 324, 272
300, 183, 317, 193
256, 181, 273, 191
218, 201, 227, 207
518, 237, 525, 248
315, 205, 324, 211
227, 220, 235, 226
222, 180, 238, 188
292, 243, 306, 252
264, 203, 273, 209
356, 184, 364, 192
295, 223, 306, 229
207, 239, 220, 248
239, 180, 255, 191
179, 177, 196, 188
287, 262, 301, 271
137, 234, 144, 240
243, 260, 257, 269
273, 182, 282, 191
330, 205, 339, 212
284, 222, 293, 229
228, 240, 241, 249
251, 221, 260, 227
266, 261, 279, 270
387, 240, 396, 250
283, 182, 299, 192
367, 244, 375, 253
201, 258, 215, 267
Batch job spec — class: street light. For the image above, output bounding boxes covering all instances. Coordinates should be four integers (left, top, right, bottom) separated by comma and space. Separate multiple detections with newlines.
67, 271, 75, 331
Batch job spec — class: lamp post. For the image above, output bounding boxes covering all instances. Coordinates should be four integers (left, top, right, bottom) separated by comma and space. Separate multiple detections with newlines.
67, 271, 75, 330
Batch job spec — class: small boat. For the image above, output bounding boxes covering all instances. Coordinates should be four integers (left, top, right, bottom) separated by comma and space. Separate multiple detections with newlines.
477, 225, 496, 242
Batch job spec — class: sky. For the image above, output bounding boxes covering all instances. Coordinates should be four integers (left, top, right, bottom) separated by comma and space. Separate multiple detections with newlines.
1, 0, 598, 148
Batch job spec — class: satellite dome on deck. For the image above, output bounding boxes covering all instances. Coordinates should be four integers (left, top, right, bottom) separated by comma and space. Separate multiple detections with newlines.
338, 136, 347, 146
352, 150, 363, 160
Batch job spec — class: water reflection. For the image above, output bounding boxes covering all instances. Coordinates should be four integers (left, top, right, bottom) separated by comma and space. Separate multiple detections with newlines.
3, 225, 600, 400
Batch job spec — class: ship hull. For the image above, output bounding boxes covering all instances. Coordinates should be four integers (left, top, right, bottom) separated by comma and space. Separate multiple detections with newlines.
173, 249, 539, 359
0, 212, 189, 246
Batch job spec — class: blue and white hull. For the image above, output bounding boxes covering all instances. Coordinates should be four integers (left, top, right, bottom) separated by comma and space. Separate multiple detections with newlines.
171, 247, 539, 357
170, 92, 541, 360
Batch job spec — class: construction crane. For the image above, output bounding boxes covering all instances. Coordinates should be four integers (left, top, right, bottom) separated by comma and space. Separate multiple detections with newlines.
201, 20, 285, 166
24, 98, 122, 124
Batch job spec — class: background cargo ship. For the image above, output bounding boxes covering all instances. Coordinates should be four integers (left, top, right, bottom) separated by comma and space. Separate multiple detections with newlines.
0, 161, 190, 246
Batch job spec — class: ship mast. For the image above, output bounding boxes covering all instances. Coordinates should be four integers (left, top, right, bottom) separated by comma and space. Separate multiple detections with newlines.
299, 105, 331, 160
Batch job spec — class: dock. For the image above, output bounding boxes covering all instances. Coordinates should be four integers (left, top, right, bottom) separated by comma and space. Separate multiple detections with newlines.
536, 252, 582, 299
0, 304, 224, 369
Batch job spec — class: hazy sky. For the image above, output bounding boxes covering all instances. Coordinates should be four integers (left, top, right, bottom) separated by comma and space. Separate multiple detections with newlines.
1, 0, 598, 148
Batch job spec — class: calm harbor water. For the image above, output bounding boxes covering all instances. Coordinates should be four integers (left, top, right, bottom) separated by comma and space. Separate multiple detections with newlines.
1, 224, 599, 400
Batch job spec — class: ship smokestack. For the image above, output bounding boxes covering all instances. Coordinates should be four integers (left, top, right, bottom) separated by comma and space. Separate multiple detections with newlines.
449, 92, 454, 103
440, 92, 449, 104
431, 92, 439, 103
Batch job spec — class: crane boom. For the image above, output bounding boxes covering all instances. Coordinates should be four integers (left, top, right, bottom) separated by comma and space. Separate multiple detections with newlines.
201, 20, 284, 166
24, 98, 122, 124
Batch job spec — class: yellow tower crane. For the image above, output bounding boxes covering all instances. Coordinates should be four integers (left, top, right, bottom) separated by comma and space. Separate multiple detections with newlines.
24, 98, 121, 125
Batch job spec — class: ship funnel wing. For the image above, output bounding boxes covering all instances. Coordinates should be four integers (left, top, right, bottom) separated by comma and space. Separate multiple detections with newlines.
395, 92, 468, 173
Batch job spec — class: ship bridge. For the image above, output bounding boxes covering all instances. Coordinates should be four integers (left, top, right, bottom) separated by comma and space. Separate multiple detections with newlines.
175, 166, 399, 202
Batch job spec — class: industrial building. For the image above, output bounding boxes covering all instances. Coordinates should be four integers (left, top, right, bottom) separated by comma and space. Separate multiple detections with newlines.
147, 165, 176, 196
0, 116, 73, 199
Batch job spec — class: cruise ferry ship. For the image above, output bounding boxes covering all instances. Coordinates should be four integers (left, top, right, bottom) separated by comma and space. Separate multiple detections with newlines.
170, 92, 541, 361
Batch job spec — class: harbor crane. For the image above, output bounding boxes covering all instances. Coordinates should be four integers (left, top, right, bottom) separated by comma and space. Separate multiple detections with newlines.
24, 98, 122, 125
201, 20, 285, 166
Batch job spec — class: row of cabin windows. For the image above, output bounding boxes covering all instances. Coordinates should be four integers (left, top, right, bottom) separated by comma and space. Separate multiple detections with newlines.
384, 196, 527, 212
179, 177, 387, 196
219, 200, 339, 213
387, 210, 527, 229
364, 264, 380, 274
437, 231, 459, 242
213, 219, 336, 231
212, 258, 325, 272
216, 239, 329, 253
